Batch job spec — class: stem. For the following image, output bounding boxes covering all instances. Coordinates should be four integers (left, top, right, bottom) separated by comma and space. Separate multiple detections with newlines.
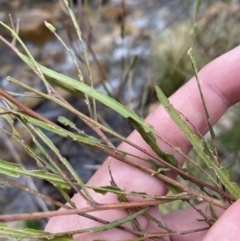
0, 199, 183, 222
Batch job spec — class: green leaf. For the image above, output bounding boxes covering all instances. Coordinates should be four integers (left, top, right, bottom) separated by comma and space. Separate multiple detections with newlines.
188, 48, 219, 162
91, 208, 148, 233
130, 191, 148, 199
91, 186, 122, 195
17, 53, 153, 132
0, 159, 71, 189
129, 117, 178, 167
58, 116, 86, 135
0, 223, 74, 240
164, 182, 183, 195
89, 186, 168, 200
155, 85, 240, 198
16, 112, 98, 146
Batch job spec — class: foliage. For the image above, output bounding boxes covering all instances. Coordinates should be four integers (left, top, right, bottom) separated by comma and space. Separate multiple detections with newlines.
0, 0, 239, 240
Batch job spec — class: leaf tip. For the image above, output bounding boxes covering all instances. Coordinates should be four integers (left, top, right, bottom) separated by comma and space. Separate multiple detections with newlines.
187, 47, 193, 56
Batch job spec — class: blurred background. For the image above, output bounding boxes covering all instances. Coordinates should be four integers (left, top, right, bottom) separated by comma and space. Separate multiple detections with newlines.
0, 0, 240, 233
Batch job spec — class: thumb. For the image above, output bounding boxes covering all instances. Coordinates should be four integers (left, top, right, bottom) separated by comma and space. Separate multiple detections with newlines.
203, 200, 240, 241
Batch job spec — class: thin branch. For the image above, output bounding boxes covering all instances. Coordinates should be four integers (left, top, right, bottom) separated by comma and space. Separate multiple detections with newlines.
0, 199, 188, 222
0, 173, 141, 236
0, 86, 231, 208
91, 145, 230, 210
144, 226, 209, 239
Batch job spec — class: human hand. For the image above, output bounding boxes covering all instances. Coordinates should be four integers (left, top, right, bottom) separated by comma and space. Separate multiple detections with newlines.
45, 46, 240, 241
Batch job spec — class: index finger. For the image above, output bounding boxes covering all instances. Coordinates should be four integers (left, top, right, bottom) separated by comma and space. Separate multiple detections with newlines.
46, 46, 240, 237
89, 45, 240, 195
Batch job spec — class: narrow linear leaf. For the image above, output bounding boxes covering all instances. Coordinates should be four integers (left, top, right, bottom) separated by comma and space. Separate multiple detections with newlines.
17, 53, 153, 133
14, 112, 98, 146
0, 159, 71, 189
91, 186, 122, 195
129, 117, 178, 167
209, 204, 218, 221
90, 185, 150, 198
0, 223, 74, 240
188, 48, 218, 161
155, 85, 240, 198
58, 116, 86, 135
164, 182, 183, 195
89, 185, 185, 201
91, 208, 148, 233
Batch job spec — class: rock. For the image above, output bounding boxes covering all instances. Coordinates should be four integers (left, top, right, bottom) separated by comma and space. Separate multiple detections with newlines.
16, 3, 63, 45
18, 9, 54, 45
0, 2, 63, 44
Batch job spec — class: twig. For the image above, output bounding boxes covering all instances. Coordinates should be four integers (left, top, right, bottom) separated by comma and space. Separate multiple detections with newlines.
0, 173, 141, 236
91, 145, 230, 210
0, 199, 189, 222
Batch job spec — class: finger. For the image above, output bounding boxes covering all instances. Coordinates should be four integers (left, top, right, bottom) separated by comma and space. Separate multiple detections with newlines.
46, 46, 240, 238
88, 45, 240, 197
163, 203, 223, 241
202, 199, 240, 241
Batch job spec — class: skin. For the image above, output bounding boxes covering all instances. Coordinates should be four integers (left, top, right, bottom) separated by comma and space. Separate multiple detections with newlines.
45, 46, 240, 240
